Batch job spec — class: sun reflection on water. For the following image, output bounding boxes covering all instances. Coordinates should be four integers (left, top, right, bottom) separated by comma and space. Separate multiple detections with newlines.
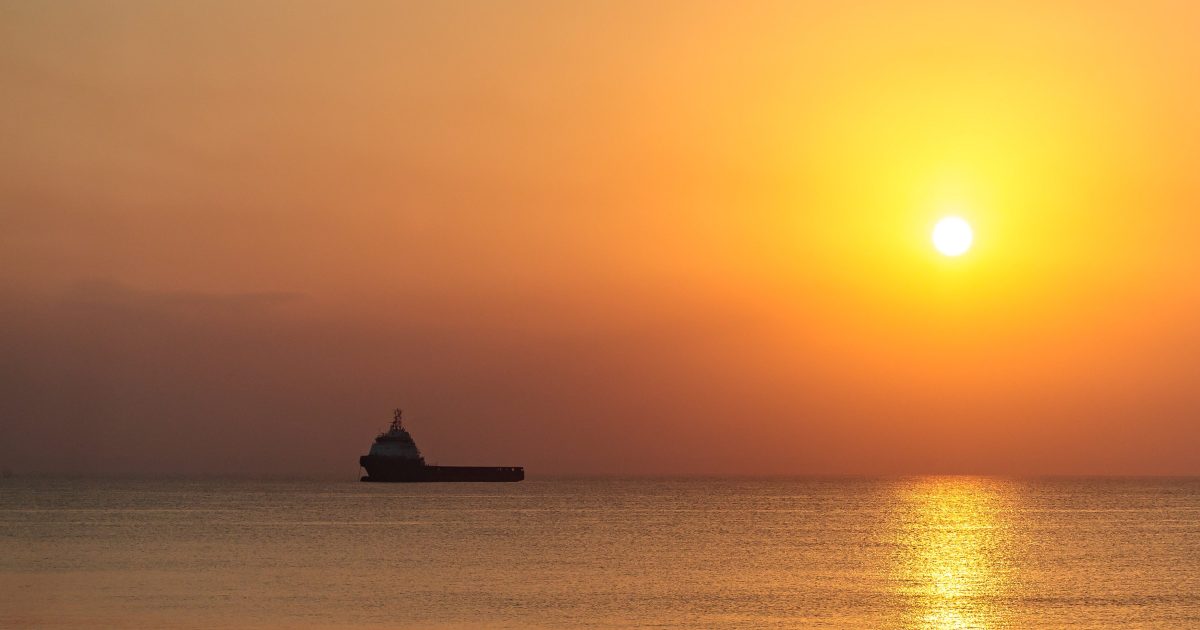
892, 477, 1017, 629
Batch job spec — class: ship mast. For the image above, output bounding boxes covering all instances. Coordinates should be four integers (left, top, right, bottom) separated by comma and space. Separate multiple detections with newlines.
390, 408, 404, 432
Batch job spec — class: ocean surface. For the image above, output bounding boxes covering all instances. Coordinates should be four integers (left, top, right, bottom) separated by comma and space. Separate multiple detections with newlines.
2, 477, 1198, 629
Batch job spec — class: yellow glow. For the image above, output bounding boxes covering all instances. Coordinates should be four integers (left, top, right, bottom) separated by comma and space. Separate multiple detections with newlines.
891, 478, 1016, 629
932, 217, 974, 257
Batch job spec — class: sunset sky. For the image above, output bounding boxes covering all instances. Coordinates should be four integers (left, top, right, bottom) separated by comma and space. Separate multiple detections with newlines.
3, 1, 1199, 476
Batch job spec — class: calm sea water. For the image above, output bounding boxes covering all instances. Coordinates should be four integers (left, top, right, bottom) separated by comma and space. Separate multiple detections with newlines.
2, 477, 1198, 629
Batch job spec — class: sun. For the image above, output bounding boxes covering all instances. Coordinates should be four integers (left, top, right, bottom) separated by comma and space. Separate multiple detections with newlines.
932, 216, 973, 257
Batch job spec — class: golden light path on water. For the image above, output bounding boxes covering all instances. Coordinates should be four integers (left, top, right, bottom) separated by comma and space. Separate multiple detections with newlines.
892, 477, 1017, 629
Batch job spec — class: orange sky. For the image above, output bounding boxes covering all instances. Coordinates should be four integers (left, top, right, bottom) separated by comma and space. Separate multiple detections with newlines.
3, 1, 1199, 475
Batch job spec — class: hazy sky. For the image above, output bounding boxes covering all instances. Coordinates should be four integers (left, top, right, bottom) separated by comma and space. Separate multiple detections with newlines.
3, 1, 1200, 476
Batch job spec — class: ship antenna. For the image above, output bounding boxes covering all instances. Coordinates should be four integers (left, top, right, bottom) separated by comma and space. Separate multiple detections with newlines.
391, 408, 403, 431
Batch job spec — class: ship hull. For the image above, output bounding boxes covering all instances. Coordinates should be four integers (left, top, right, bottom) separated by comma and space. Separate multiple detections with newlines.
359, 456, 524, 482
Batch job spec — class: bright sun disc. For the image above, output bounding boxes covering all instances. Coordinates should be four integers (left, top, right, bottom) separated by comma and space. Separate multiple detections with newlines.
932, 216, 973, 256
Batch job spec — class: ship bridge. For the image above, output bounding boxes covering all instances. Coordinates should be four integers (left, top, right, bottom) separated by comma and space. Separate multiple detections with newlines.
367, 409, 425, 462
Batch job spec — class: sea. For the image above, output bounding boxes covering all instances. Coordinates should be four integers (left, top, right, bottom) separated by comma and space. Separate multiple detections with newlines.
2, 476, 1198, 629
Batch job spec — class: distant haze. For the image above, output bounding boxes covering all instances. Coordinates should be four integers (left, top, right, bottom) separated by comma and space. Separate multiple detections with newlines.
3, 1, 1200, 476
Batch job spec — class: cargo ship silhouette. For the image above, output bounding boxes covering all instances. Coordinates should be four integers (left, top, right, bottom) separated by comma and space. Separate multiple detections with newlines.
359, 409, 524, 482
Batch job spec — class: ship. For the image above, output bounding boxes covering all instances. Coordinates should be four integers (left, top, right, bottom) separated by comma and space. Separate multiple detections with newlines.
359, 409, 524, 482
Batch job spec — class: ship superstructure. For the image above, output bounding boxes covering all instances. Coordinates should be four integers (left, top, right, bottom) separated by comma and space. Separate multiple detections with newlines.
359, 409, 523, 482
367, 411, 424, 462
